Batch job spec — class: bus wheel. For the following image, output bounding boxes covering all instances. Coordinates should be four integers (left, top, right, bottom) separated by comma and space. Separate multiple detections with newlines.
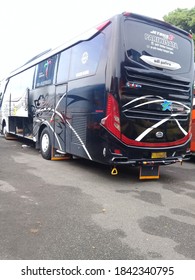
40, 128, 52, 160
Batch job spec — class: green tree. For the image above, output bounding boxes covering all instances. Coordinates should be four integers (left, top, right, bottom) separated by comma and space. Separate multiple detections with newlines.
163, 7, 195, 55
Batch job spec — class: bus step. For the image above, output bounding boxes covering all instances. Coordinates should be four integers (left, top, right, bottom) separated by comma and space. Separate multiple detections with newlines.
139, 165, 159, 180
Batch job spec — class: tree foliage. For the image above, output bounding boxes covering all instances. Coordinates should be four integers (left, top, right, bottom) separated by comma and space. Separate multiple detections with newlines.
163, 7, 195, 55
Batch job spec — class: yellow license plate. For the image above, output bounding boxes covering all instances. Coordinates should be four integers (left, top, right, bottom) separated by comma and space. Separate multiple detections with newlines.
151, 152, 167, 159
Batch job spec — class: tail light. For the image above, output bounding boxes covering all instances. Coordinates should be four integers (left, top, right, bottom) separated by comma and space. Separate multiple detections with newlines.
101, 94, 121, 139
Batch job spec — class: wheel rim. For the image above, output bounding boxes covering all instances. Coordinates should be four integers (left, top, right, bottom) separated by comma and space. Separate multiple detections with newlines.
41, 133, 50, 153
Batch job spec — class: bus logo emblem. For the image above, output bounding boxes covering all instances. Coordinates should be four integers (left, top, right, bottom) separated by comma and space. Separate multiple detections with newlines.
161, 100, 172, 111
81, 52, 89, 64
156, 131, 164, 138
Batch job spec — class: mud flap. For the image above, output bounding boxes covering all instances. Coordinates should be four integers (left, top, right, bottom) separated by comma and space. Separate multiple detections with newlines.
139, 165, 160, 180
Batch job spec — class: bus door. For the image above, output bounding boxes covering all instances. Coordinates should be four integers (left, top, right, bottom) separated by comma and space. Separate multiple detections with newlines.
3, 76, 30, 137
52, 83, 69, 159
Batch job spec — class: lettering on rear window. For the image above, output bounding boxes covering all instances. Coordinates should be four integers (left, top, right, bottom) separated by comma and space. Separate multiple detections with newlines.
145, 30, 178, 55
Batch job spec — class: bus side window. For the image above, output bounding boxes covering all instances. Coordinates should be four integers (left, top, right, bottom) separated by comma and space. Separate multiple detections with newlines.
56, 48, 71, 84
35, 55, 57, 87
69, 33, 105, 80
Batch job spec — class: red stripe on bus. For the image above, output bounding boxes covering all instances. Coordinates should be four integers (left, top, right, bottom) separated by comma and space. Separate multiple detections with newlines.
121, 133, 190, 147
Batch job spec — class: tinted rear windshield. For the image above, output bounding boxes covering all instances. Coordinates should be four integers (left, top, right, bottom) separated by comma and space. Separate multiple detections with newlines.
124, 19, 193, 74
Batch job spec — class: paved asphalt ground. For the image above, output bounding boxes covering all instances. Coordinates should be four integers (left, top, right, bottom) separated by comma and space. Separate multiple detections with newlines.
0, 135, 195, 260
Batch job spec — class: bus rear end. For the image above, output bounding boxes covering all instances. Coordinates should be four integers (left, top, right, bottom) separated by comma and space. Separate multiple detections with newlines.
101, 13, 194, 179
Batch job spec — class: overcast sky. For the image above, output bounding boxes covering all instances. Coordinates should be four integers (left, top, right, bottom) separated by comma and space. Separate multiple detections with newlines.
0, 0, 194, 79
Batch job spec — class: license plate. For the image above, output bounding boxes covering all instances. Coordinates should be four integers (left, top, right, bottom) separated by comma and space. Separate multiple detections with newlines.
151, 152, 167, 159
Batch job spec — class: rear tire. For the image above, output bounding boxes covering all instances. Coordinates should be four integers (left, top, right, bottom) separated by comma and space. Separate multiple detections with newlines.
40, 128, 52, 160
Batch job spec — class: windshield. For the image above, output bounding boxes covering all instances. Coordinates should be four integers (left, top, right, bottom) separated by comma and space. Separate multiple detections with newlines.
124, 19, 193, 74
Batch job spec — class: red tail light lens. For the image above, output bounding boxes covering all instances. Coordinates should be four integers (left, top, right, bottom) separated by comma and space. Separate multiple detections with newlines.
101, 94, 121, 139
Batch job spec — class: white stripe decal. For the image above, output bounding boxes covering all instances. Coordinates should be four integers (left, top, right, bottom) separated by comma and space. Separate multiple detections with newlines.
135, 112, 189, 141
122, 95, 155, 108
51, 92, 67, 121
44, 121, 62, 150
135, 117, 171, 141
134, 99, 168, 109
175, 119, 188, 135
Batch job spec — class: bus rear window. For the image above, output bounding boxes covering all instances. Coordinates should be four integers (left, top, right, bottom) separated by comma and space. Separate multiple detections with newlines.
123, 19, 192, 74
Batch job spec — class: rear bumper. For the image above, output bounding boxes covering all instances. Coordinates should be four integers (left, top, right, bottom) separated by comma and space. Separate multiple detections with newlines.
107, 136, 191, 166
100, 127, 191, 166
110, 155, 189, 166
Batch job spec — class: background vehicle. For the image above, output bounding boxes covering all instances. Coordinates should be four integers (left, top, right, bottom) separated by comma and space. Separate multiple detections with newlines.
0, 13, 194, 179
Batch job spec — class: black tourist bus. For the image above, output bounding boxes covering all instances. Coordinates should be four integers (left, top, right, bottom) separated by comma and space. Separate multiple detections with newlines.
0, 12, 194, 179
